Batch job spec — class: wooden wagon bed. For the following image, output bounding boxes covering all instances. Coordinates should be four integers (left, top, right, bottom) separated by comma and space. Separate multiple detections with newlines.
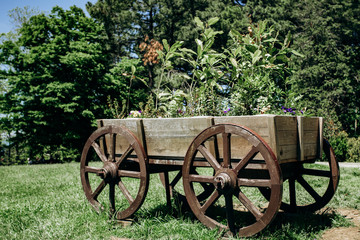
97, 115, 323, 164
80, 114, 338, 237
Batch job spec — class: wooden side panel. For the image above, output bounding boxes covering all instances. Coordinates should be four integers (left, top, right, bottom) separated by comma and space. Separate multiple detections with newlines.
142, 117, 214, 157
96, 115, 323, 164
98, 118, 145, 154
214, 115, 274, 161
301, 117, 322, 160
274, 116, 298, 163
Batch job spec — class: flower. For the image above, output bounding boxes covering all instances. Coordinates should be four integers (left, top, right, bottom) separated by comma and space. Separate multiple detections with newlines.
129, 110, 142, 118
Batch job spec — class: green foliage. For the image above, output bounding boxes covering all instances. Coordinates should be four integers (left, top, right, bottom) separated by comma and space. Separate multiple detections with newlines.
243, 0, 360, 137
226, 21, 298, 115
0, 6, 112, 160
347, 137, 360, 162
148, 19, 299, 117
329, 131, 349, 162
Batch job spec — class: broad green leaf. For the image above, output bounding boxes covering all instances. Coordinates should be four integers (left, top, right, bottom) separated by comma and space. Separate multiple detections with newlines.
263, 38, 278, 43
196, 38, 203, 56
169, 41, 183, 52
162, 39, 170, 52
230, 57, 238, 68
180, 48, 196, 55
291, 49, 304, 57
131, 65, 136, 75
252, 49, 262, 64
194, 17, 204, 29
207, 17, 219, 26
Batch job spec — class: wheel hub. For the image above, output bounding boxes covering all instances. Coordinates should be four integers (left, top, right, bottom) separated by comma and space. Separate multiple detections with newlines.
214, 169, 237, 192
98, 161, 118, 181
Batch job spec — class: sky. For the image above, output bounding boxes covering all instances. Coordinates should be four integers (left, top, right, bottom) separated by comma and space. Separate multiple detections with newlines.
0, 0, 96, 34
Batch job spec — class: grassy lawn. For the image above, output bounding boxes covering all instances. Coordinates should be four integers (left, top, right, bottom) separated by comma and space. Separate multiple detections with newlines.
0, 162, 359, 239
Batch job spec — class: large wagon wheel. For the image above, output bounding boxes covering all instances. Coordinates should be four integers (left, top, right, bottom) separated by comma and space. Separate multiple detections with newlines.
80, 125, 149, 220
183, 124, 282, 237
260, 138, 339, 213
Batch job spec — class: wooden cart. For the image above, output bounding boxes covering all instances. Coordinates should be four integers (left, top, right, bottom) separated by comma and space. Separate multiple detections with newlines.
80, 115, 339, 237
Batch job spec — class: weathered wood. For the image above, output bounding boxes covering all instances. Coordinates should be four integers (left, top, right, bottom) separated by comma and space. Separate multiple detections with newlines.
98, 115, 323, 164
142, 117, 214, 157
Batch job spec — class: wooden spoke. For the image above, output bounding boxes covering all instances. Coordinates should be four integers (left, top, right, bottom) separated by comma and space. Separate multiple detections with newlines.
289, 178, 296, 210
170, 171, 182, 187
302, 168, 331, 178
222, 133, 231, 168
91, 141, 108, 163
108, 133, 116, 162
200, 190, 220, 212
118, 170, 141, 178
238, 178, 272, 188
92, 180, 106, 200
189, 174, 215, 184
118, 180, 134, 204
234, 146, 259, 173
109, 183, 116, 216
85, 166, 103, 174
235, 189, 263, 220
297, 176, 321, 202
198, 145, 221, 171
116, 145, 134, 167
192, 169, 215, 194
225, 194, 236, 234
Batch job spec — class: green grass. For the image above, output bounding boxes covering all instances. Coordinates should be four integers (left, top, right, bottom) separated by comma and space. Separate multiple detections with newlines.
0, 163, 358, 239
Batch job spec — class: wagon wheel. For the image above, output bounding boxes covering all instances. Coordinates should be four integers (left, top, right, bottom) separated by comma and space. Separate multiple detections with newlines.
183, 124, 282, 237
80, 125, 149, 220
259, 138, 340, 213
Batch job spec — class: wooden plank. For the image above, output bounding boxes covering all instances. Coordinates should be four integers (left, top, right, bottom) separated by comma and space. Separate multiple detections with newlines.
274, 116, 298, 163
297, 116, 304, 161
99, 119, 145, 155
318, 117, 323, 158
143, 117, 213, 157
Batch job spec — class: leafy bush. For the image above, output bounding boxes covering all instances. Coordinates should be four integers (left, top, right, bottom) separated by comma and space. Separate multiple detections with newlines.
347, 137, 360, 162
140, 18, 302, 118
329, 131, 349, 162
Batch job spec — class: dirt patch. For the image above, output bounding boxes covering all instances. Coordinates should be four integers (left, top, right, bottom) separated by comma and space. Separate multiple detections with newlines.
321, 208, 360, 240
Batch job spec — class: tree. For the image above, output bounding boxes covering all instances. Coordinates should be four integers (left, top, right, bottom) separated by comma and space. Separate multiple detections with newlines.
86, 0, 247, 61
242, 0, 360, 136
0, 6, 113, 160
8, 6, 42, 31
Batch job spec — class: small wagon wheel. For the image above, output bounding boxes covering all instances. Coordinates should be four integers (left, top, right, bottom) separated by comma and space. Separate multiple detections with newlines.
80, 125, 149, 220
260, 138, 340, 212
183, 124, 282, 237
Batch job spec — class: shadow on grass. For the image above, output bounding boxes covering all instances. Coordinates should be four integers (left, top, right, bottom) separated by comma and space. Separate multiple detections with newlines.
133, 196, 349, 239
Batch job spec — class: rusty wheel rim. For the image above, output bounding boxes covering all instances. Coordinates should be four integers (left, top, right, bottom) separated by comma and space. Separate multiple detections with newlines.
80, 125, 149, 220
183, 124, 282, 237
261, 138, 339, 213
